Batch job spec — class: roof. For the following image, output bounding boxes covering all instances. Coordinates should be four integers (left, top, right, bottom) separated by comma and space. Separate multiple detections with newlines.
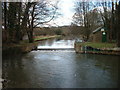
92, 26, 104, 34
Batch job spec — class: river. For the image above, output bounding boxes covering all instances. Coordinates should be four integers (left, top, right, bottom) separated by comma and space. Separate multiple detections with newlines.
2, 37, 119, 88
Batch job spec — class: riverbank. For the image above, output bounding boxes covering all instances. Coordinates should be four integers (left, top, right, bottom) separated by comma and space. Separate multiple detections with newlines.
34, 35, 61, 41
3, 35, 61, 56
2, 42, 38, 56
74, 42, 120, 55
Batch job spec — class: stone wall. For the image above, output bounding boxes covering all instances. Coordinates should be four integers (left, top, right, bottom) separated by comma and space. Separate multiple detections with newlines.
74, 42, 120, 55
74, 42, 83, 53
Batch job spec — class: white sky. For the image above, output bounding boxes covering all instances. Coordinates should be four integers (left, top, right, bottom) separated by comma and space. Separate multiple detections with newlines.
42, 0, 115, 27
46, 0, 75, 27
2, 0, 115, 27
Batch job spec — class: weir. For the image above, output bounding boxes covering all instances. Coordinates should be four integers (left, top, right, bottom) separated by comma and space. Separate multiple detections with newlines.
34, 38, 75, 51
36, 47, 74, 51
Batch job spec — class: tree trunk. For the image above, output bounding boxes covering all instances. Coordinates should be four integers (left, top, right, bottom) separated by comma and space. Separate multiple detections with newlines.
4, 2, 7, 30
3, 2, 8, 43
116, 2, 120, 47
28, 30, 34, 43
21, 2, 35, 43
15, 2, 22, 42
28, 4, 36, 43
7, 3, 17, 42
110, 1, 114, 41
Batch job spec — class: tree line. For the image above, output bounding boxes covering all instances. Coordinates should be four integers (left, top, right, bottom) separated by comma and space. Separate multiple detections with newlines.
72, 0, 120, 47
2, 1, 58, 43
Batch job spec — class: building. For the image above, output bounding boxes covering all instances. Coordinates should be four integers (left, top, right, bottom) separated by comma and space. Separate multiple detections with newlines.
91, 26, 107, 42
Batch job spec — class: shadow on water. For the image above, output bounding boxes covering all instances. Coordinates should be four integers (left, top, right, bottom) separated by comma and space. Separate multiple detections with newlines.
2, 37, 120, 88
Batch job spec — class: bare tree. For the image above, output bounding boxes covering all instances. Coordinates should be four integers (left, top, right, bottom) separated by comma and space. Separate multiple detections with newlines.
116, 1, 120, 47
72, 1, 101, 41
26, 1, 59, 43
2, 0, 59, 43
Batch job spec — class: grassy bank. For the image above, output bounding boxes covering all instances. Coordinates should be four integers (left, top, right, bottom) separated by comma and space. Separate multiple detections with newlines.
75, 42, 120, 55
34, 35, 61, 41
76, 42, 116, 49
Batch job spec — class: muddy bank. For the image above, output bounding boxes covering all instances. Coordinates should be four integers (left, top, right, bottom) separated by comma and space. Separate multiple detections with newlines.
2, 42, 38, 56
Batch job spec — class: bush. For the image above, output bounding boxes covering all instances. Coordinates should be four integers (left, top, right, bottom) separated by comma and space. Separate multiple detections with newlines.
55, 29, 62, 35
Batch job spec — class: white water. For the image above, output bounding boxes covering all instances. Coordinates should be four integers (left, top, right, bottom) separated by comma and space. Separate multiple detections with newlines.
38, 39, 75, 49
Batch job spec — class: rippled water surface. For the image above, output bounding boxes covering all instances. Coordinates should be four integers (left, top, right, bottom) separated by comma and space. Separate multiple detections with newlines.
3, 37, 119, 88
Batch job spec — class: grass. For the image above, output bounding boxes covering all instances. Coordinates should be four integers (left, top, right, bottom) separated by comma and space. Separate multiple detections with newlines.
34, 35, 61, 41
34, 37, 52, 41
77, 42, 116, 49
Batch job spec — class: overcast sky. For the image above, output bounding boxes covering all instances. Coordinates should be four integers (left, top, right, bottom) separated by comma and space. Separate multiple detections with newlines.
46, 0, 75, 27
43, 0, 115, 27
3, 0, 114, 27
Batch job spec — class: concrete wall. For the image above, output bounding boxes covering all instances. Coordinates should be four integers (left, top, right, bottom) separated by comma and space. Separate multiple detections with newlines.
74, 42, 82, 53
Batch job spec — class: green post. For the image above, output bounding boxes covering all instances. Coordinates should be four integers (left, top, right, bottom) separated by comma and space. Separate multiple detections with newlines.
102, 32, 107, 42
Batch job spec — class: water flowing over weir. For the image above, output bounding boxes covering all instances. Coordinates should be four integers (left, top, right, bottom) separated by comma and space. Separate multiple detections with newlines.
2, 37, 119, 88
35, 37, 75, 52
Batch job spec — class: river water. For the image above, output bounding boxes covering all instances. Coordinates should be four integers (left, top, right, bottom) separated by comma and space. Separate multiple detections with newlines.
2, 37, 119, 88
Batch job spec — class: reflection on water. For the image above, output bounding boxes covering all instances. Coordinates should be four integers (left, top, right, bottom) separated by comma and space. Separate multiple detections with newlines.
2, 37, 119, 88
